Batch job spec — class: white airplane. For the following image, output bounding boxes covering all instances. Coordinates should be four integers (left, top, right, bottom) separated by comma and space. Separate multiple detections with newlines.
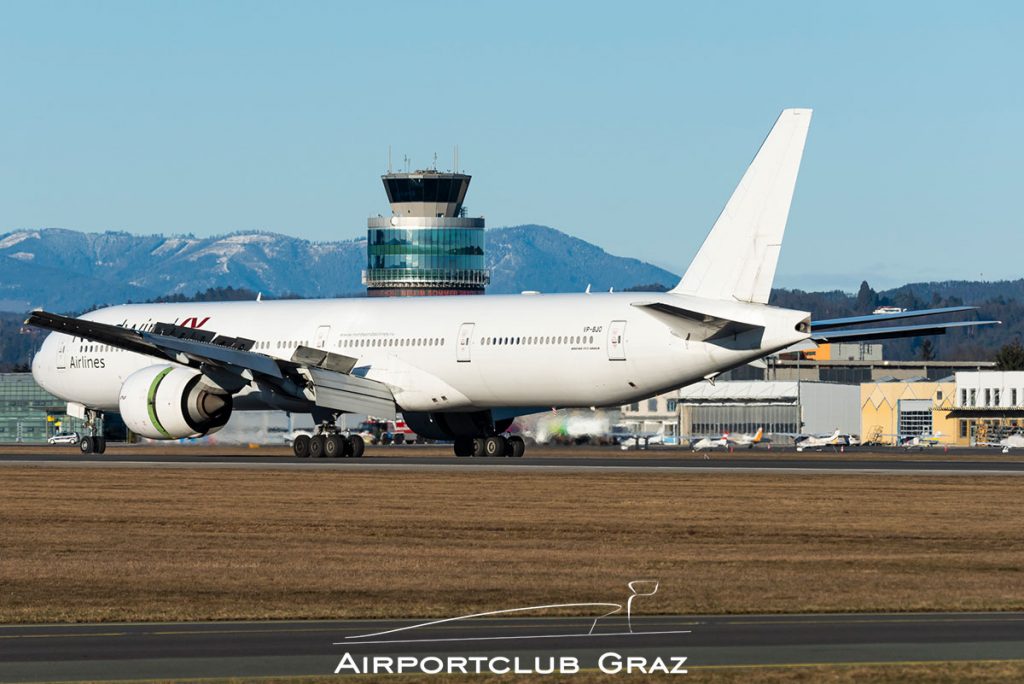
794, 429, 844, 452
732, 427, 766, 448
618, 430, 666, 450
898, 432, 944, 450
691, 434, 730, 452
25, 109, 997, 459
691, 427, 765, 452
979, 433, 1024, 453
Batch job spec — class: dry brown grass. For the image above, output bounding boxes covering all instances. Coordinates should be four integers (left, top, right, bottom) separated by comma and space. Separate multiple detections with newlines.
82, 660, 1024, 683
0, 467, 1022, 624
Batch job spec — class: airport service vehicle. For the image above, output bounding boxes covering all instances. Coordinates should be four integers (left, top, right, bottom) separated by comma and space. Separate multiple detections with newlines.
26, 109, 998, 458
47, 431, 80, 446
873, 306, 906, 315
359, 418, 420, 445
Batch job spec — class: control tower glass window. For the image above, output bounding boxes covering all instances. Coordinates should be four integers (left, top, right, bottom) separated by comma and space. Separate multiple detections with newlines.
385, 178, 463, 204
369, 229, 485, 270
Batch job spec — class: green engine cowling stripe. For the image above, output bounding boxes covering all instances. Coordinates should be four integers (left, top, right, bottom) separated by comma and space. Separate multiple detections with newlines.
146, 367, 174, 439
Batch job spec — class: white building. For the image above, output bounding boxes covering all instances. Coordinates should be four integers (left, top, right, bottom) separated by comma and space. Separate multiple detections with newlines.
620, 381, 861, 442
955, 371, 1024, 409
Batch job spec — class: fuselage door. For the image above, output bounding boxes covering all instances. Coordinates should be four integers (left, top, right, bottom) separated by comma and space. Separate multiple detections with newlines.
56, 340, 68, 369
314, 325, 331, 349
457, 323, 475, 362
608, 320, 627, 360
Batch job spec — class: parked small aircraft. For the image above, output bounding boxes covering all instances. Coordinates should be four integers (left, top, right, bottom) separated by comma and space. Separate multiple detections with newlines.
897, 432, 944, 450
691, 427, 765, 452
794, 429, 844, 452
979, 433, 1024, 453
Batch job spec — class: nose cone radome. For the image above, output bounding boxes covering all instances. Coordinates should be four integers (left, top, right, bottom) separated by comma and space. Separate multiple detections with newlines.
31, 334, 54, 392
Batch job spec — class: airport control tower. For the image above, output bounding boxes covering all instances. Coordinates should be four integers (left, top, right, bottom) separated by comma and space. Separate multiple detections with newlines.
364, 170, 489, 297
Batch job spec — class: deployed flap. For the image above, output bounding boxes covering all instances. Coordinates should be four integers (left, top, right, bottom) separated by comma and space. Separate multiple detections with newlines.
291, 345, 358, 374
308, 367, 396, 419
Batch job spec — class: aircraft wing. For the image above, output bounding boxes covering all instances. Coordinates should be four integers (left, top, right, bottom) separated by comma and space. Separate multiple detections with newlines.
811, 306, 979, 331
810, 306, 999, 342
810, 320, 999, 343
25, 310, 397, 417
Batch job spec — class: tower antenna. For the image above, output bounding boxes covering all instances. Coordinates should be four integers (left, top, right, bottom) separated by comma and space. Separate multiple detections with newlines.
387, 145, 392, 173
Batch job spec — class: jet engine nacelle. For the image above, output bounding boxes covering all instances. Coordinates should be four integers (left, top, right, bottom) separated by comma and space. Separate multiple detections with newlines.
119, 365, 233, 440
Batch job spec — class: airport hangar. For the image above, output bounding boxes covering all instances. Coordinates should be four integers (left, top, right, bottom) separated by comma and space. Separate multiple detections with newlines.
619, 346, 998, 447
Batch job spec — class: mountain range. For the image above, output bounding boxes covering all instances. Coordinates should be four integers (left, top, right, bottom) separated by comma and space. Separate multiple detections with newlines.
0, 225, 678, 312
1, 225, 1020, 368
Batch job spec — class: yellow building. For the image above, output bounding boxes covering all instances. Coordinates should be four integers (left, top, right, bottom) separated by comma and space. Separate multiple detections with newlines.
860, 380, 962, 446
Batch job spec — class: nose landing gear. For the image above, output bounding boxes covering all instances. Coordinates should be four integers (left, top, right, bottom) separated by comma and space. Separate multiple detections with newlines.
78, 409, 106, 455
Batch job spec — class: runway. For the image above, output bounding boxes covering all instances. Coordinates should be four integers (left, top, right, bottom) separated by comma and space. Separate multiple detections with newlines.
1, 612, 1021, 681
2, 451, 1024, 475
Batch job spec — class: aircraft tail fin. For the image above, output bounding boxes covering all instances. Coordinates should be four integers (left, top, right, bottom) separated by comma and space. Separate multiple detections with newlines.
671, 108, 812, 304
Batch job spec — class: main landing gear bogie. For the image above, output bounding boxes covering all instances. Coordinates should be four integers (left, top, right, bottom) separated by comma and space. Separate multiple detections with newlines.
293, 432, 364, 459
454, 434, 526, 458
79, 435, 106, 455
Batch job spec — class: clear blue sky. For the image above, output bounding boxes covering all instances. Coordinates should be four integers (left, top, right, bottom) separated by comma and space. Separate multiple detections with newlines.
1, 1, 1020, 290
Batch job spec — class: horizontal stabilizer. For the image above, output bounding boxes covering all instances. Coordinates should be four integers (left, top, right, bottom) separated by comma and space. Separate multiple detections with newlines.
811, 306, 978, 332
811, 320, 999, 343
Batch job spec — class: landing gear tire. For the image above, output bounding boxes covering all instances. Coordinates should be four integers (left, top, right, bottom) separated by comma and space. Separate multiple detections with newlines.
454, 437, 474, 458
293, 434, 311, 458
324, 434, 347, 458
94, 437, 106, 454
507, 435, 526, 458
349, 435, 365, 458
472, 438, 487, 458
79, 436, 94, 454
484, 435, 507, 458
310, 435, 326, 458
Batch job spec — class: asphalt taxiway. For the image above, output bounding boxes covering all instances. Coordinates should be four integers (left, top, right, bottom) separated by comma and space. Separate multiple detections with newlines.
1, 612, 1021, 681
2, 451, 1024, 475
